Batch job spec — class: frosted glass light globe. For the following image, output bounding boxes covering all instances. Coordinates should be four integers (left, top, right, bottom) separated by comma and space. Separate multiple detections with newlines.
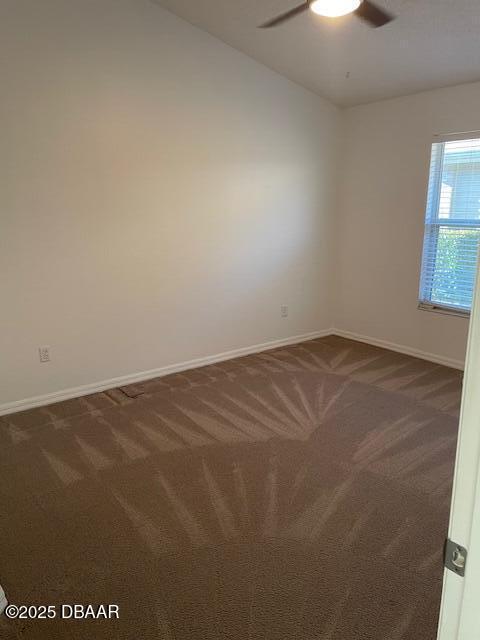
310, 0, 362, 18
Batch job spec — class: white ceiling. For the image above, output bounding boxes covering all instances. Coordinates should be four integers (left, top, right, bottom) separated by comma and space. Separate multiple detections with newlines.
152, 0, 480, 107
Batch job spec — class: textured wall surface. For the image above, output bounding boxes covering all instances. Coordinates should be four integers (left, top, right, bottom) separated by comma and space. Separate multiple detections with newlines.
0, 0, 339, 405
335, 82, 480, 364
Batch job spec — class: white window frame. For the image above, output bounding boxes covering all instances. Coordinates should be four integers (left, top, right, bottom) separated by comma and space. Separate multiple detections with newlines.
418, 131, 480, 318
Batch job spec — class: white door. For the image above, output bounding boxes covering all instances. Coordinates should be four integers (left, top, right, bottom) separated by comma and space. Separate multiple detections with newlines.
437, 264, 480, 639
0, 585, 6, 615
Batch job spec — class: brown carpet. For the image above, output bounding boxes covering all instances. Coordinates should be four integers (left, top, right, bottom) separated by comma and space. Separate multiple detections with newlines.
0, 336, 462, 639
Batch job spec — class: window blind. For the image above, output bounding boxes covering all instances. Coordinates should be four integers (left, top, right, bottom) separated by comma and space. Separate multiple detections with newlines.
419, 135, 480, 314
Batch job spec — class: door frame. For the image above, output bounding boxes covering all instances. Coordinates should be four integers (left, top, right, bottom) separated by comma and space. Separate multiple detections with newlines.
437, 266, 480, 639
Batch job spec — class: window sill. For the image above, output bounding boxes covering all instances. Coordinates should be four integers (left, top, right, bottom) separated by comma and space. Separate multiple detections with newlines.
418, 302, 470, 319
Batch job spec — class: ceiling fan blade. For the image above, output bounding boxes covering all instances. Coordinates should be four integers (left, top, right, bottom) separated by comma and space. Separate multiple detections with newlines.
354, 0, 394, 27
258, 2, 310, 28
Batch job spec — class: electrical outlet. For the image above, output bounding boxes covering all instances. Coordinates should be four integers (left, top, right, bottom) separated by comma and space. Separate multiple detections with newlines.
281, 305, 288, 318
38, 346, 51, 363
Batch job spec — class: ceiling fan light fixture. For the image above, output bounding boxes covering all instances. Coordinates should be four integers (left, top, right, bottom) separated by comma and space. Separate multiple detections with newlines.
310, 0, 362, 18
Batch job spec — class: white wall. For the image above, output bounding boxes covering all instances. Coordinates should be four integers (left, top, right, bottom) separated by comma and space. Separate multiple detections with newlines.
335, 82, 480, 366
0, 0, 339, 407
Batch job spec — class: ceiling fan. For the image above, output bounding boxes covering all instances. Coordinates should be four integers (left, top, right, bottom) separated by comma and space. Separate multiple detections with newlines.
259, 0, 394, 29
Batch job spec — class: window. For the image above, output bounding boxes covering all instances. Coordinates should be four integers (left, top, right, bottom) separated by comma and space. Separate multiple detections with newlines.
419, 134, 480, 315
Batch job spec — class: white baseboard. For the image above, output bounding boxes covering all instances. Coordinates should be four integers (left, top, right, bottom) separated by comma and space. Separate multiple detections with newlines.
0, 327, 464, 416
332, 328, 465, 371
0, 329, 332, 416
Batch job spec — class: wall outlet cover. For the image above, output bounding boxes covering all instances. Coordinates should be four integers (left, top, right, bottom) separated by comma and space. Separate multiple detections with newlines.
38, 346, 51, 363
